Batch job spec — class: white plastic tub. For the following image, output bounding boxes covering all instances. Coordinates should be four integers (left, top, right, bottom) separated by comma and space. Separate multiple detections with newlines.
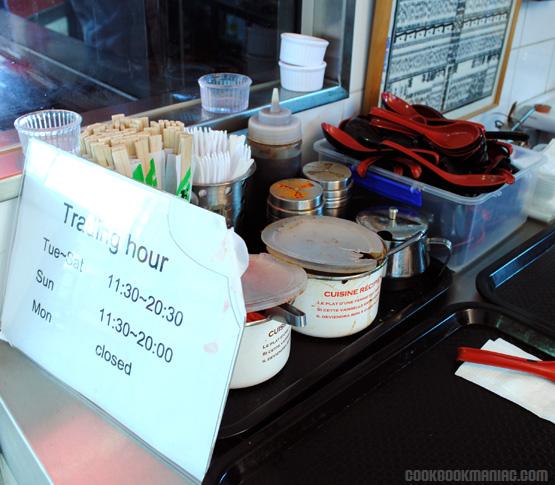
513, 142, 555, 223
314, 139, 546, 271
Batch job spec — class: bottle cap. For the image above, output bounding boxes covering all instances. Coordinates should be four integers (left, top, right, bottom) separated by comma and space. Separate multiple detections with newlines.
248, 88, 302, 146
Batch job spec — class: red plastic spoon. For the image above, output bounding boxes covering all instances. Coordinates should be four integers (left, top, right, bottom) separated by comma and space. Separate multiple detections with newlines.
377, 139, 513, 187
457, 347, 555, 382
383, 94, 486, 134
322, 123, 510, 187
382, 92, 427, 123
322, 122, 440, 164
356, 155, 422, 179
368, 117, 419, 138
370, 107, 483, 151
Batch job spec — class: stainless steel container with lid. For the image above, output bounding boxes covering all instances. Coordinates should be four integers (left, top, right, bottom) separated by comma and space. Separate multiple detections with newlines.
302, 161, 352, 217
267, 178, 324, 221
232, 253, 307, 389
261, 216, 388, 338
356, 206, 452, 283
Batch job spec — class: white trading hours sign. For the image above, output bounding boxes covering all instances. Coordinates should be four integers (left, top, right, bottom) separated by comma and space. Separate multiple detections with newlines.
0, 139, 245, 483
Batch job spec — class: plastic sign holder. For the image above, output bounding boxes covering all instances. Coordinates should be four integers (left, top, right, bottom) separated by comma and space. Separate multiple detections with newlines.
0, 140, 245, 483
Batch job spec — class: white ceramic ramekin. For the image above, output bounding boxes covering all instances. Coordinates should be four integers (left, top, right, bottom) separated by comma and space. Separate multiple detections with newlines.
279, 61, 326, 92
280, 33, 329, 67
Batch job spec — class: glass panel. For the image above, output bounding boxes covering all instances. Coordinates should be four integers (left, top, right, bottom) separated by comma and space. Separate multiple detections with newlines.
0, 0, 299, 131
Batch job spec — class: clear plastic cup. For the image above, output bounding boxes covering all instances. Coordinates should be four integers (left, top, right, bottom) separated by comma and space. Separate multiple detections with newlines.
198, 73, 252, 113
14, 109, 82, 154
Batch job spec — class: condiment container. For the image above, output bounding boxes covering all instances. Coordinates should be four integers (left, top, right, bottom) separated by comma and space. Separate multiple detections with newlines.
198, 73, 252, 113
231, 254, 307, 389
248, 89, 302, 186
14, 109, 82, 154
302, 161, 352, 217
279, 61, 327, 92
513, 142, 555, 223
247, 89, 303, 236
279, 33, 329, 67
262, 216, 388, 338
356, 206, 452, 288
267, 178, 324, 221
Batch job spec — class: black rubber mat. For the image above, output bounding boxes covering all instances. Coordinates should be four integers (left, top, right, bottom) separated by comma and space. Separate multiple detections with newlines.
477, 224, 555, 337
206, 304, 555, 485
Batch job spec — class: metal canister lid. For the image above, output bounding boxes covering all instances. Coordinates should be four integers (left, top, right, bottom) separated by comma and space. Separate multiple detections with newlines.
302, 161, 352, 191
356, 206, 429, 241
262, 215, 387, 274
268, 178, 323, 211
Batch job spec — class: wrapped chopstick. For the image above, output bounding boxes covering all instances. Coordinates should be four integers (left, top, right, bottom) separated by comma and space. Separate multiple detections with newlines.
80, 115, 189, 193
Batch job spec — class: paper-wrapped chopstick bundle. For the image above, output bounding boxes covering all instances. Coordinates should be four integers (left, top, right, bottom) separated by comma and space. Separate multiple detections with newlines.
80, 115, 192, 199
80, 117, 253, 202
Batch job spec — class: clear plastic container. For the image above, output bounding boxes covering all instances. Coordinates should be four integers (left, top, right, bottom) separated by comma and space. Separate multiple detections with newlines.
512, 143, 555, 223
14, 109, 82, 154
242, 253, 307, 312
198, 73, 252, 113
313, 139, 546, 271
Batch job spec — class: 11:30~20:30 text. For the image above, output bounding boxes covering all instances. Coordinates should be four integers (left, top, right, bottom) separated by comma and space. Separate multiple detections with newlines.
107, 274, 184, 326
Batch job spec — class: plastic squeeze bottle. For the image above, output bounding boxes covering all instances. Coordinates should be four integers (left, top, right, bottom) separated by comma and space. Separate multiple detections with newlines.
244, 88, 302, 251
248, 88, 302, 194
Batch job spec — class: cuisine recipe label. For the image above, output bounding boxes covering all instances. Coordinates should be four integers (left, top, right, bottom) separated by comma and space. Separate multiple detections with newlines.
0, 139, 245, 483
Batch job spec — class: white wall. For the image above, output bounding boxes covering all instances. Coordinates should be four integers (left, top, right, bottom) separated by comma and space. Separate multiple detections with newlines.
497, 0, 555, 115
296, 0, 373, 162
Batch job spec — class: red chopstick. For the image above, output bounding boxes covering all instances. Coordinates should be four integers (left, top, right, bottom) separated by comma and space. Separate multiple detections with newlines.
457, 347, 555, 382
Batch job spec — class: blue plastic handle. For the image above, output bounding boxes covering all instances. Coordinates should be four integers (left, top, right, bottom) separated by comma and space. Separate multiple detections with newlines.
351, 169, 422, 207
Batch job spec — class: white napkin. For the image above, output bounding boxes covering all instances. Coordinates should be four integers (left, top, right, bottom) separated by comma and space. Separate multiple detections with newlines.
456, 338, 555, 424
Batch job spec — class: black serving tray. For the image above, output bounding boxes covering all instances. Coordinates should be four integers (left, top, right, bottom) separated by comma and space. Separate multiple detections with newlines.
206, 303, 555, 485
477, 223, 555, 337
219, 259, 452, 438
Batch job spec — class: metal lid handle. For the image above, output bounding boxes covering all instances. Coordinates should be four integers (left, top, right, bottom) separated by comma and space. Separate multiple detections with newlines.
265, 303, 307, 327
426, 237, 452, 273
384, 230, 425, 258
